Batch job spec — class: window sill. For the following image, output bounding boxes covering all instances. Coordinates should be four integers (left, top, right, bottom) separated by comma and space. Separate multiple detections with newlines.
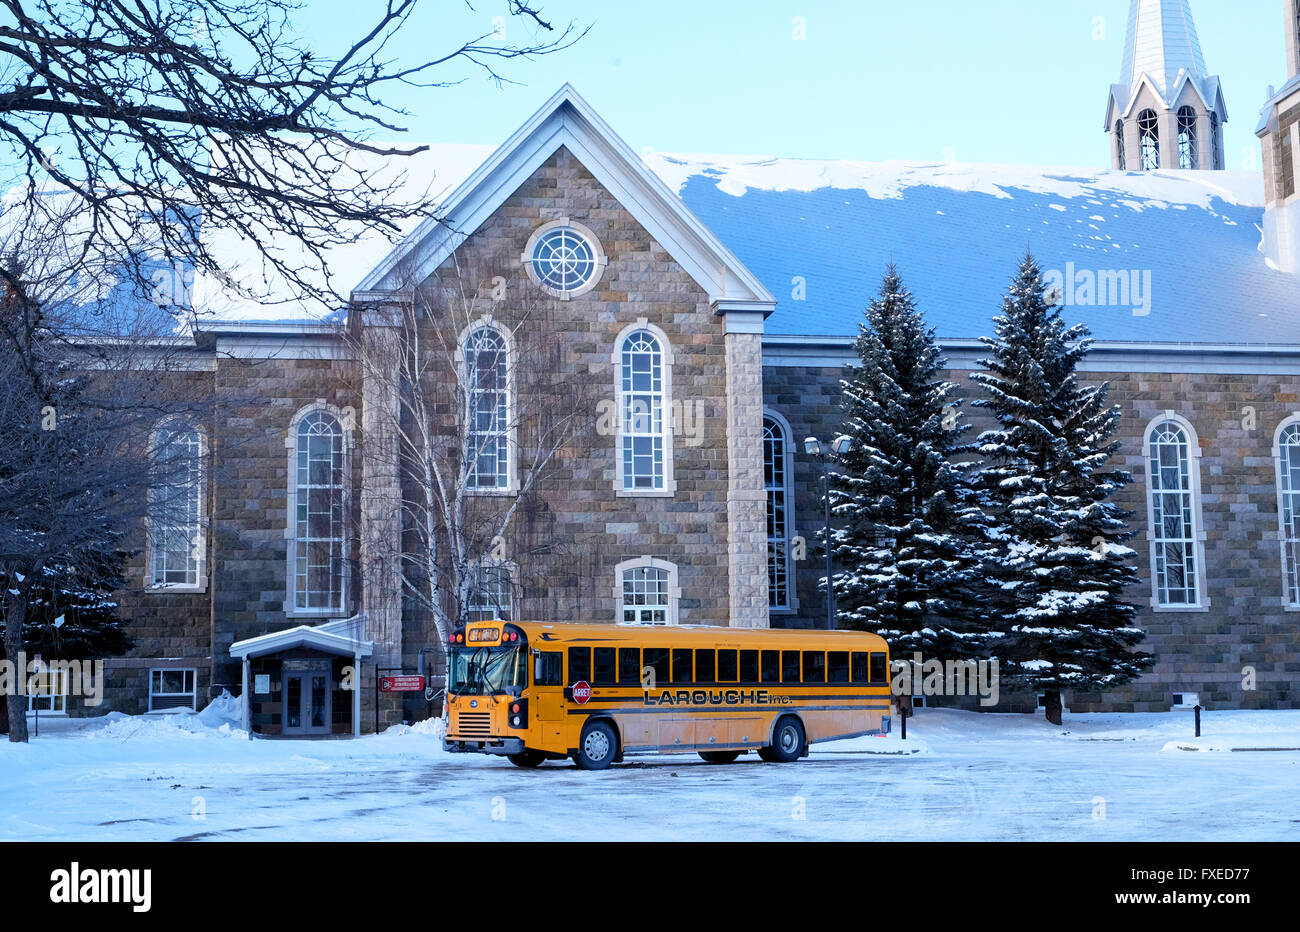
465, 487, 519, 498
616, 487, 676, 498
285, 608, 347, 619
145, 706, 196, 715
1149, 603, 1211, 613
146, 584, 207, 594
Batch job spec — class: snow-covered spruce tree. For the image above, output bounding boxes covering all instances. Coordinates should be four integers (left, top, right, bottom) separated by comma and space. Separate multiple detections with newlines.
827, 266, 993, 667
970, 253, 1152, 725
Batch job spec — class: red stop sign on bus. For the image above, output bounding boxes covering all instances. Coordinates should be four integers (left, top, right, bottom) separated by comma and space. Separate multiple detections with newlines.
572, 681, 591, 704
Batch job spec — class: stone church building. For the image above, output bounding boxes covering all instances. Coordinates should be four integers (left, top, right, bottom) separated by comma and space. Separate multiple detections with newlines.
57, 0, 1300, 732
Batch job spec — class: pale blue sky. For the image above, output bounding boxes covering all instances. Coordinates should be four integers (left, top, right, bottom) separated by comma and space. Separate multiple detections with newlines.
308, 0, 1287, 169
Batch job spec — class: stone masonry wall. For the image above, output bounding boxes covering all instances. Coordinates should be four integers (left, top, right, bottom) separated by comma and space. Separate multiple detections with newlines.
765, 362, 1300, 712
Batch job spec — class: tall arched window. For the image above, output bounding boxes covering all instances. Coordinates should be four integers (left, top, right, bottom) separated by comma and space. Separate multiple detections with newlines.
614, 557, 680, 625
1274, 417, 1300, 607
462, 322, 513, 491
1145, 415, 1207, 608
764, 412, 796, 612
288, 407, 347, 613
149, 421, 204, 588
615, 323, 673, 494
1138, 109, 1161, 171
1177, 107, 1198, 169
1115, 119, 1127, 170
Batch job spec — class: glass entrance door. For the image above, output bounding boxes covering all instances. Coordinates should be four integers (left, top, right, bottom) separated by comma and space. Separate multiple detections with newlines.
283, 671, 331, 736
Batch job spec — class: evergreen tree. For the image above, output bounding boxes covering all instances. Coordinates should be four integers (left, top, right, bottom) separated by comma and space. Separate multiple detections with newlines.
828, 266, 992, 665
970, 253, 1152, 724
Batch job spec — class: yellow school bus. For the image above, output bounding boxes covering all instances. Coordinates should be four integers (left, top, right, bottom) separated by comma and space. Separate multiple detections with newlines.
442, 620, 893, 770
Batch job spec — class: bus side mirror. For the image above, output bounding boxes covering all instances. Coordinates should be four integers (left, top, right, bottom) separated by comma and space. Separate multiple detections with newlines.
534, 655, 544, 682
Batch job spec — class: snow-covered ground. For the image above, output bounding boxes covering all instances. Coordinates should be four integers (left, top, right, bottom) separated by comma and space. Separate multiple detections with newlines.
3, 699, 1297, 841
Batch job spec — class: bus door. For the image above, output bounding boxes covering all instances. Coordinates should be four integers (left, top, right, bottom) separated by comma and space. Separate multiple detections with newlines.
531, 649, 566, 749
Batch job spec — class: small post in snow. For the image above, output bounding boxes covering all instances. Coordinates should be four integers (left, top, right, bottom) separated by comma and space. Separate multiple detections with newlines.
1194, 704, 1202, 738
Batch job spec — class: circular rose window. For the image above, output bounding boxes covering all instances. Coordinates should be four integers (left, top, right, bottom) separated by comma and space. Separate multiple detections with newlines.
524, 221, 605, 297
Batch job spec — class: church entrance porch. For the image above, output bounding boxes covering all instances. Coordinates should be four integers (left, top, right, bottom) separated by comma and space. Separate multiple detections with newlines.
230, 617, 373, 738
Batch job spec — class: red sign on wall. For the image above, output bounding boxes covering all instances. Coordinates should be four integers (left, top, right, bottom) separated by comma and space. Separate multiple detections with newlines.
380, 675, 426, 693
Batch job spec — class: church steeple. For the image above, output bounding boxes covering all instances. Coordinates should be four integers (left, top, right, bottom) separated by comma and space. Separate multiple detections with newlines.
1105, 0, 1228, 170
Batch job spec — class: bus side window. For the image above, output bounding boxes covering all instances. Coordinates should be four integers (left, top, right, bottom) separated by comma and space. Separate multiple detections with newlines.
694, 649, 715, 684
594, 647, 617, 686
643, 647, 670, 689
671, 649, 693, 684
803, 651, 826, 684
535, 652, 563, 687
761, 650, 780, 684
870, 652, 888, 684
851, 652, 870, 683
739, 649, 759, 684
828, 651, 850, 684
618, 647, 641, 686
569, 647, 592, 684
781, 651, 801, 683
717, 649, 738, 682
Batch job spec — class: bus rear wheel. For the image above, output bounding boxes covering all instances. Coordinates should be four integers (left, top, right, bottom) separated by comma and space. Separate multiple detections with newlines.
507, 749, 547, 768
698, 751, 741, 764
758, 716, 806, 763
573, 720, 618, 771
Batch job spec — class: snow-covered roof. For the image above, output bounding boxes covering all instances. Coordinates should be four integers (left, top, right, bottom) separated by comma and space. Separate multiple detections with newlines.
649, 154, 1299, 344
229, 616, 373, 659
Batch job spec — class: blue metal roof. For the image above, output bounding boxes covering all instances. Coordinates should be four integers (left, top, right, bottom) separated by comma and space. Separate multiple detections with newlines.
668, 161, 1299, 344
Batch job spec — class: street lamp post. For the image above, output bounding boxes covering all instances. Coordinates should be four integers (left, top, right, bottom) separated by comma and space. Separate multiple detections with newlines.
804, 435, 852, 630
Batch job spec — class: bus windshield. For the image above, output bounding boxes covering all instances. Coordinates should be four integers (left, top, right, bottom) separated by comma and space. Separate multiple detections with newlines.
447, 645, 528, 696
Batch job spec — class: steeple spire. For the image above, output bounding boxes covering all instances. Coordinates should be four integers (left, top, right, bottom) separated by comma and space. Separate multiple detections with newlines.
1120, 0, 1208, 99
1104, 0, 1227, 171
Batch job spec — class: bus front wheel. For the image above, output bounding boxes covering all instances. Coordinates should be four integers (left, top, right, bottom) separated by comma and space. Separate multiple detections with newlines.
699, 751, 741, 764
574, 720, 618, 771
758, 717, 806, 763
507, 749, 547, 768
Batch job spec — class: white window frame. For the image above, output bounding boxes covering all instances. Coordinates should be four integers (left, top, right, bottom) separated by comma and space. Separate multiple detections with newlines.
285, 401, 353, 617
613, 319, 675, 497
613, 556, 681, 626
521, 218, 607, 300
148, 668, 198, 713
146, 419, 207, 592
465, 560, 517, 622
764, 409, 799, 614
1144, 412, 1210, 611
457, 317, 518, 495
1273, 413, 1300, 610
25, 667, 68, 715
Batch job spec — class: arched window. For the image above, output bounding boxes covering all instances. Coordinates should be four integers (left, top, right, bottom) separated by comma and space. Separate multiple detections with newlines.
764, 412, 796, 612
616, 323, 673, 494
1138, 109, 1161, 171
1115, 119, 1127, 170
466, 560, 516, 622
1274, 417, 1300, 607
149, 421, 204, 588
1145, 415, 1207, 608
1177, 107, 1198, 169
615, 557, 680, 625
462, 322, 513, 491
288, 407, 347, 613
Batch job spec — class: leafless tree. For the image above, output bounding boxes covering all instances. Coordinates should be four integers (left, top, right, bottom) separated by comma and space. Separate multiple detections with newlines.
346, 251, 599, 657
0, 199, 213, 742
0, 0, 586, 313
